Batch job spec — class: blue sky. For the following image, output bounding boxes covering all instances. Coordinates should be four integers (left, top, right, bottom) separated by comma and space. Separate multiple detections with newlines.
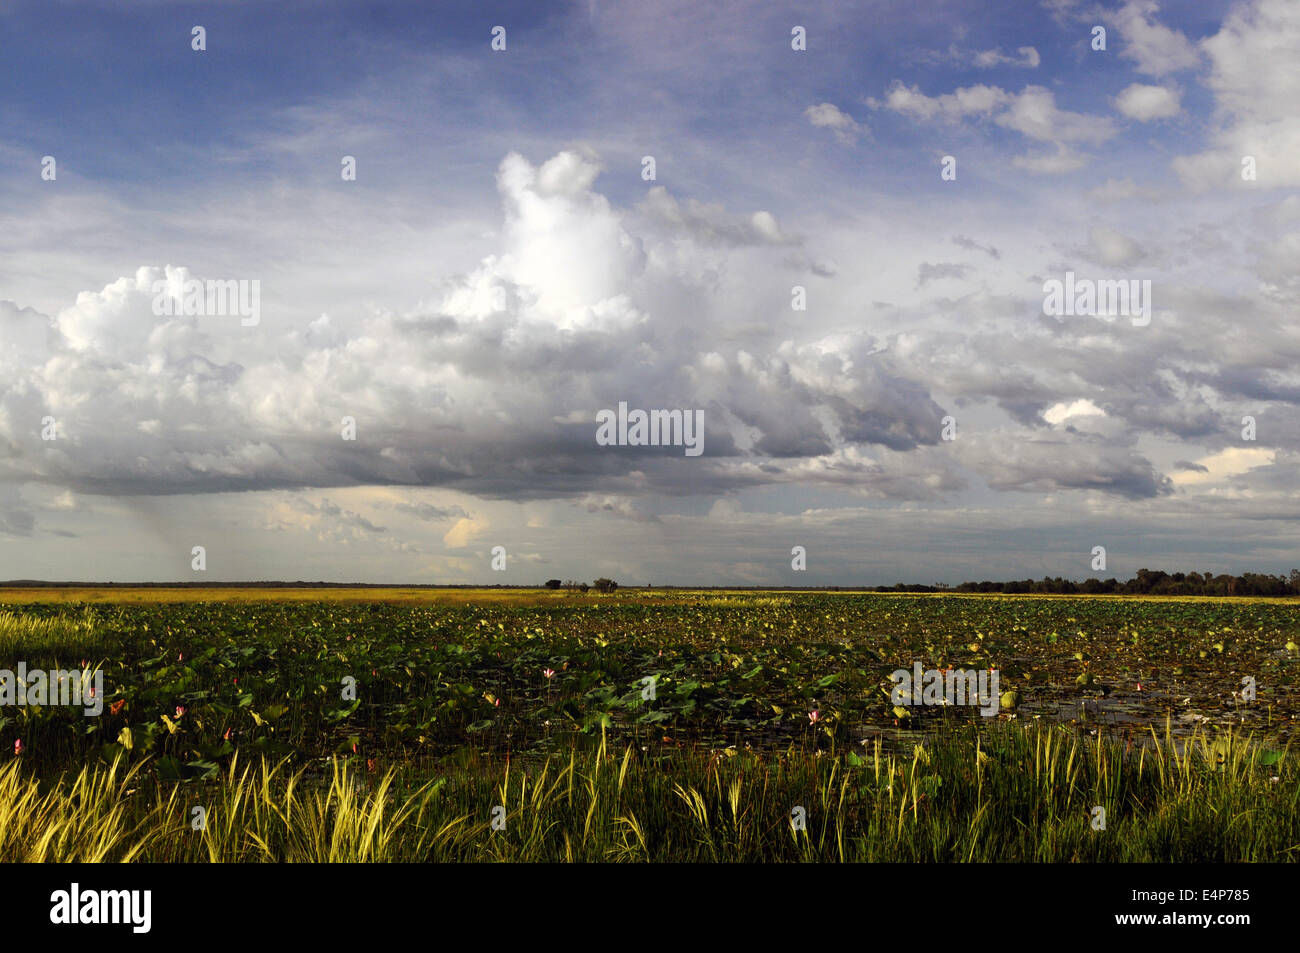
1, 0, 1298, 584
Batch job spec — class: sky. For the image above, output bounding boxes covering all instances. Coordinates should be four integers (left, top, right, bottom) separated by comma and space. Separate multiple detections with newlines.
1, 0, 1298, 585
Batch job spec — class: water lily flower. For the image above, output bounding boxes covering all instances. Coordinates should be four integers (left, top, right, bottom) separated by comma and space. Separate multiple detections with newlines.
543, 668, 556, 679
175, 705, 186, 718
223, 727, 233, 741
14, 739, 23, 755
809, 709, 821, 724
178, 652, 183, 661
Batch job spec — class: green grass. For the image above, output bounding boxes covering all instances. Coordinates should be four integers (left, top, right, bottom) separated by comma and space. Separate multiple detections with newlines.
1, 721, 1295, 862
0, 608, 102, 656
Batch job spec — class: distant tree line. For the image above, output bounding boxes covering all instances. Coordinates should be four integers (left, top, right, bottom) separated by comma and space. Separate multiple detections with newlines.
870, 569, 1300, 597
545, 578, 618, 594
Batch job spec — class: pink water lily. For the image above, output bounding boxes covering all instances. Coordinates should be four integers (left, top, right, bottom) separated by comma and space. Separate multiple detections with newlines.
809, 709, 821, 724
175, 705, 186, 718
13, 739, 23, 755
543, 668, 556, 679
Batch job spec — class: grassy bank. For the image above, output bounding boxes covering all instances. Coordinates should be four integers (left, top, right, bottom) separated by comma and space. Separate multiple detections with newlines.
1, 722, 1295, 862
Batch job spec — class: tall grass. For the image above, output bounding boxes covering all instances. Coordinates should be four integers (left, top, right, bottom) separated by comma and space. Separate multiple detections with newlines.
1, 721, 1294, 862
0, 608, 102, 658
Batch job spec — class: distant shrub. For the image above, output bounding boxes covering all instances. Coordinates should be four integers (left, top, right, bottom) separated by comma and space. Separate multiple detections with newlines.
544, 579, 562, 590
593, 578, 618, 593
